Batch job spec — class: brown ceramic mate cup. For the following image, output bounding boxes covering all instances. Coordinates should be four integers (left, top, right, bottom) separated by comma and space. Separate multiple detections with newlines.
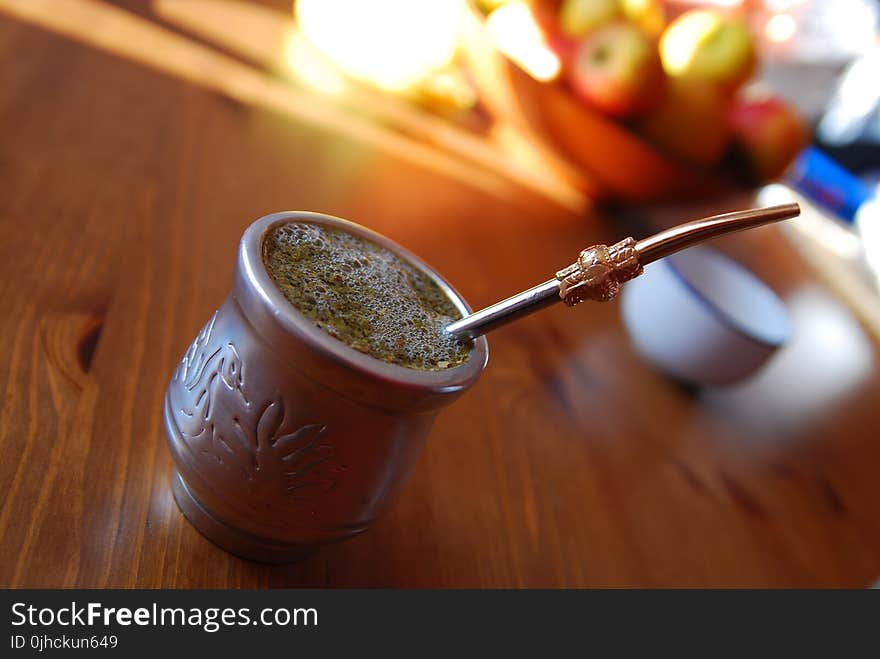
163, 212, 489, 563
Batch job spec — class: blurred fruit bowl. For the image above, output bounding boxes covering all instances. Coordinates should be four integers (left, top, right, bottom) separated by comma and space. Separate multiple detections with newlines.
477, 45, 730, 202
462, 0, 808, 204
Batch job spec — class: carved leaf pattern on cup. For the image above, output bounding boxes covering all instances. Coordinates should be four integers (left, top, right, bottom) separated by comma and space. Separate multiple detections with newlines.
175, 311, 219, 390
174, 311, 345, 509
233, 397, 347, 512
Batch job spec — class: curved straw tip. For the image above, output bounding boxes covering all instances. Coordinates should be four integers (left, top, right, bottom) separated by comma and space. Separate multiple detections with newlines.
769, 201, 801, 218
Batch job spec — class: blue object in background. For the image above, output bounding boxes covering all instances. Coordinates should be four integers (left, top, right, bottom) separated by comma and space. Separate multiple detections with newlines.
786, 146, 875, 224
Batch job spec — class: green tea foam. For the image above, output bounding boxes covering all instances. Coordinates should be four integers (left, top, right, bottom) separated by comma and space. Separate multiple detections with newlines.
263, 223, 470, 371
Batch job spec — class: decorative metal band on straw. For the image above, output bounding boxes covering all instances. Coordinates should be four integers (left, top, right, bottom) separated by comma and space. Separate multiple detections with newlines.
445, 203, 800, 340
556, 237, 642, 306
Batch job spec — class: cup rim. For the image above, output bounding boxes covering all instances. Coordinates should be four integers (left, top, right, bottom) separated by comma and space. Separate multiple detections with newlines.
664, 247, 790, 350
239, 211, 489, 394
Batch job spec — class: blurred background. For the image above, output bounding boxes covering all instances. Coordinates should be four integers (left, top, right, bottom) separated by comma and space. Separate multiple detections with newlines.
13, 0, 876, 291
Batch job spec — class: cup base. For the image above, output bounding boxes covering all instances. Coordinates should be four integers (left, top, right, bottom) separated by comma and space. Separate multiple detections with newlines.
171, 471, 317, 564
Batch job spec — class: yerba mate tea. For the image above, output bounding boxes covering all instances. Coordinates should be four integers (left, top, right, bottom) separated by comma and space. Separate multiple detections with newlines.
166, 211, 489, 563
263, 222, 470, 371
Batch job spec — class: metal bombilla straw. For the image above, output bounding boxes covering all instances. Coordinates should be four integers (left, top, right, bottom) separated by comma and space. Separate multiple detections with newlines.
446, 203, 801, 339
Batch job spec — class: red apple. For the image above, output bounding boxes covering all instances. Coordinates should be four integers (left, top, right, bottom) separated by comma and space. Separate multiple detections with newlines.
568, 21, 665, 118
728, 93, 809, 181
638, 79, 732, 166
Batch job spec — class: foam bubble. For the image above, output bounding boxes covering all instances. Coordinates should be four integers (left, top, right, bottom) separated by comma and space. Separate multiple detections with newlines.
264, 223, 470, 371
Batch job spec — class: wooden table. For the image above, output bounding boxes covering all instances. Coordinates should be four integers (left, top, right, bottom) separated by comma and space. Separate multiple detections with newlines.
2, 0, 879, 588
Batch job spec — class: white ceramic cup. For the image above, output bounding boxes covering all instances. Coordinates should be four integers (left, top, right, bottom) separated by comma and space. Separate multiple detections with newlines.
620, 246, 791, 386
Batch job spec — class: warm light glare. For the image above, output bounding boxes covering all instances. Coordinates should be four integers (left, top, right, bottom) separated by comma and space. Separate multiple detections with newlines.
485, 2, 560, 82
419, 69, 478, 110
765, 13, 796, 43
660, 9, 718, 76
295, 0, 462, 91
284, 33, 347, 96
0, 0, 585, 211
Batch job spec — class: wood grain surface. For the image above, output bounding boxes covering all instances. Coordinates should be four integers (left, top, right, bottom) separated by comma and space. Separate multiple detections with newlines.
2, 0, 880, 588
